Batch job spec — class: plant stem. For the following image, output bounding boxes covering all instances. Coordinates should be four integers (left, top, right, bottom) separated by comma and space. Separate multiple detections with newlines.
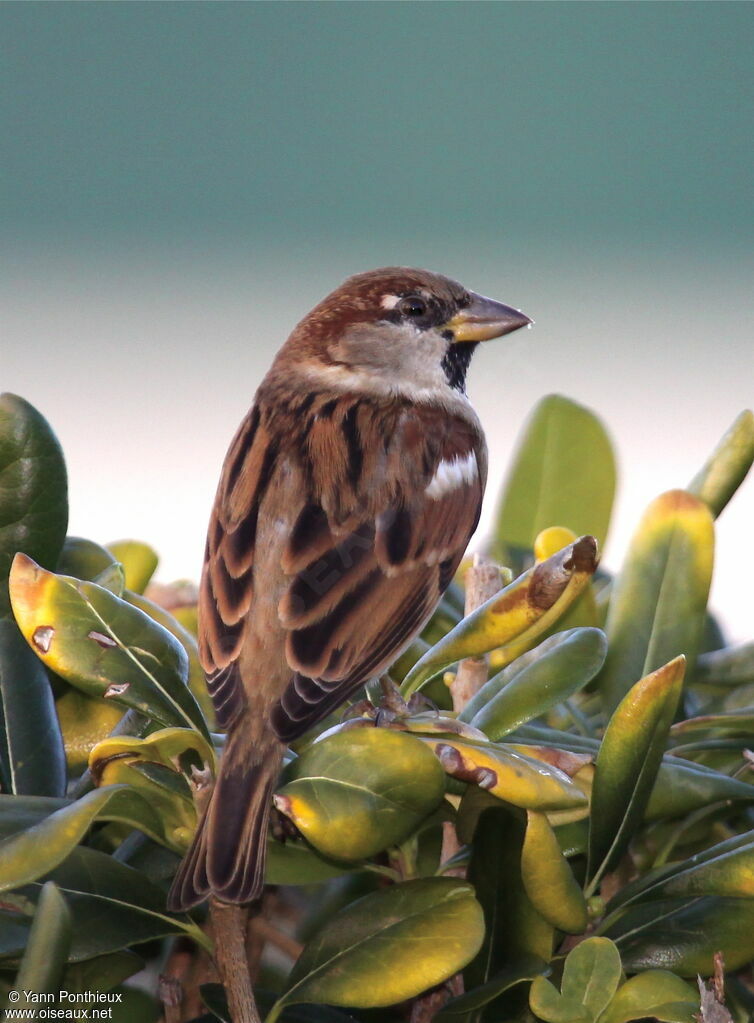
449, 554, 502, 712
210, 898, 261, 1023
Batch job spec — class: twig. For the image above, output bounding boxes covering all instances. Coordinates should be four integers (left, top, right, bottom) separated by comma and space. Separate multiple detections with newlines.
442, 554, 502, 870
210, 899, 261, 1023
158, 974, 183, 1023
411, 554, 502, 1022
449, 554, 502, 712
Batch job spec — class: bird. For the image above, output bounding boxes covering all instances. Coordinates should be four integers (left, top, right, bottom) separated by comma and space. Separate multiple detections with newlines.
168, 267, 531, 910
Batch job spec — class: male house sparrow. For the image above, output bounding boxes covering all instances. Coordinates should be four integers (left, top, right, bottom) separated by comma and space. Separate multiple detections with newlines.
169, 267, 530, 910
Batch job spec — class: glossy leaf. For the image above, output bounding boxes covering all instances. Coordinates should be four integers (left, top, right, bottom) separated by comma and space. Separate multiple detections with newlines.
56, 537, 117, 583
274, 729, 445, 861
13, 882, 71, 1000
629, 830, 754, 902
604, 895, 754, 974
265, 837, 354, 885
561, 937, 621, 1019
0, 618, 66, 796
588, 657, 685, 888
0, 393, 68, 618
688, 409, 754, 518
647, 755, 754, 820
402, 536, 599, 696
533, 527, 601, 633
9, 554, 209, 739
529, 976, 591, 1023
0, 784, 166, 893
61, 951, 144, 995
203, 984, 359, 1023
494, 394, 616, 558
90, 757, 196, 854
41, 843, 206, 957
125, 589, 215, 728
693, 641, 754, 687
598, 971, 697, 1023
434, 956, 547, 1021
424, 737, 587, 811
89, 726, 215, 780
106, 540, 159, 594
465, 628, 607, 739
0, 793, 69, 838
0, 842, 205, 962
465, 808, 553, 1020
55, 688, 123, 773
269, 879, 484, 1018
597, 490, 713, 715
521, 811, 588, 934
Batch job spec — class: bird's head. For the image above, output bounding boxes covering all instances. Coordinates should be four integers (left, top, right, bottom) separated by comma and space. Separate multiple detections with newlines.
280, 267, 531, 397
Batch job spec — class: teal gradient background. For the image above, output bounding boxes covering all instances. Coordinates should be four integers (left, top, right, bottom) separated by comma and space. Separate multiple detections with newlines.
3, 2, 752, 638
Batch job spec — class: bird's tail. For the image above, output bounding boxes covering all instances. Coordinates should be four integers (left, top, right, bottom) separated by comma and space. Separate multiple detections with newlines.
168, 729, 282, 912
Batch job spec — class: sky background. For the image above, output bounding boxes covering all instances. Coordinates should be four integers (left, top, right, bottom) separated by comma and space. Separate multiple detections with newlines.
2, 2, 753, 641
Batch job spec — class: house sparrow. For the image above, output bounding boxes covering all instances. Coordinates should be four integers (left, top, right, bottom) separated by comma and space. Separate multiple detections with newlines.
168, 267, 530, 910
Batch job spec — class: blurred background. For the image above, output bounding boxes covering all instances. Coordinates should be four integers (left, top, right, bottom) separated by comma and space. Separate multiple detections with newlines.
3, 2, 752, 640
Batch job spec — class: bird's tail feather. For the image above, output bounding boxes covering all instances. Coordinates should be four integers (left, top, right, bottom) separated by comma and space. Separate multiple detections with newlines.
168, 731, 282, 911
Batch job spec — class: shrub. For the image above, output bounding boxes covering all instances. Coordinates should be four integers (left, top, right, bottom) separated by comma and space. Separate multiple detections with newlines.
0, 390, 752, 1022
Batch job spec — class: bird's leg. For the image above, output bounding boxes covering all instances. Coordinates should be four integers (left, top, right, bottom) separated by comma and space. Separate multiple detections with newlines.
378, 675, 410, 715
210, 898, 260, 1023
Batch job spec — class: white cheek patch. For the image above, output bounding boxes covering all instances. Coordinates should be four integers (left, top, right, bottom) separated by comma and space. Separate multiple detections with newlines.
425, 451, 478, 499
380, 294, 400, 309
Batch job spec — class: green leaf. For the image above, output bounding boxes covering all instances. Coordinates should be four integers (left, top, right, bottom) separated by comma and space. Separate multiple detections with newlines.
603, 895, 754, 974
269, 879, 484, 1019
587, 657, 685, 890
494, 395, 616, 560
124, 589, 215, 729
9, 554, 209, 739
106, 540, 159, 594
522, 811, 588, 934
465, 628, 607, 738
434, 957, 546, 1021
402, 537, 599, 696
56, 537, 118, 583
0, 841, 205, 962
693, 641, 754, 687
0, 794, 69, 838
465, 808, 553, 1022
427, 737, 587, 812
12, 882, 71, 1003
202, 984, 360, 1023
0, 618, 66, 796
0, 393, 68, 619
265, 837, 355, 885
623, 830, 754, 903
596, 490, 713, 715
529, 976, 591, 1023
274, 729, 445, 861
561, 937, 621, 1020
647, 756, 754, 819
61, 951, 144, 995
91, 756, 197, 854
688, 409, 754, 518
0, 784, 169, 893
39, 844, 206, 958
599, 969, 697, 1023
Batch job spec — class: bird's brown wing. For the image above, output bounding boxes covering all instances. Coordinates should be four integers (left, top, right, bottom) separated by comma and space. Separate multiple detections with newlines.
197, 406, 275, 729
270, 400, 486, 742
198, 397, 486, 739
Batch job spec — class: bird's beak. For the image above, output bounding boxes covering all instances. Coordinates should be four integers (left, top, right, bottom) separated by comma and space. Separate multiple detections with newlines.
445, 291, 532, 343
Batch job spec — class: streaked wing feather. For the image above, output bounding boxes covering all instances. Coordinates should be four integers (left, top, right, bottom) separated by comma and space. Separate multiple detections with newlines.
272, 420, 484, 740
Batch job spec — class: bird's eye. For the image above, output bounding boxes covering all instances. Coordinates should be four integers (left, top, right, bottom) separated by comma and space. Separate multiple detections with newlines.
398, 296, 428, 319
